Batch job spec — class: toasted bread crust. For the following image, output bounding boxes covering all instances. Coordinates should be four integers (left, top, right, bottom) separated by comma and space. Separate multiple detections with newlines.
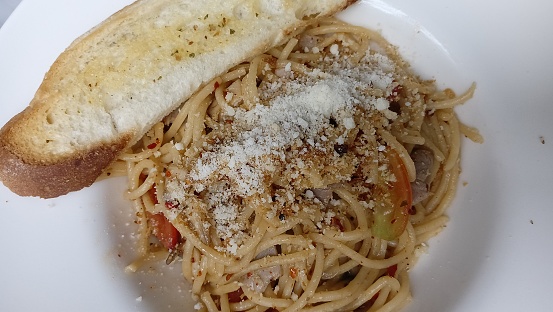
0, 113, 131, 198
0, 147, 121, 199
0, 0, 357, 198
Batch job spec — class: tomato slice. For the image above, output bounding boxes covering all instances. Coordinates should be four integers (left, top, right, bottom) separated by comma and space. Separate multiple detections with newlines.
147, 212, 181, 250
372, 148, 412, 240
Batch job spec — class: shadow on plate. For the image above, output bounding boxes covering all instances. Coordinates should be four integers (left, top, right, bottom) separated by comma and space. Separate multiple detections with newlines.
98, 177, 196, 312
405, 139, 498, 312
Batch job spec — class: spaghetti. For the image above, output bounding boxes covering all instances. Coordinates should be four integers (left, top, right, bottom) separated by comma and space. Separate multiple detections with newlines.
104, 18, 482, 311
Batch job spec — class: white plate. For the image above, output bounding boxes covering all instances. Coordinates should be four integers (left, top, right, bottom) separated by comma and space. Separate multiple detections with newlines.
1, 0, 552, 311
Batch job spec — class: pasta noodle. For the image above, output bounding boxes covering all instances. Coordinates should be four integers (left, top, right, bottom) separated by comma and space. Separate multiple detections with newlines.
103, 18, 482, 311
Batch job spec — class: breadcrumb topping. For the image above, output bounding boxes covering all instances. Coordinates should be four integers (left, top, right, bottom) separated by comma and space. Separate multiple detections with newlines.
163, 43, 423, 255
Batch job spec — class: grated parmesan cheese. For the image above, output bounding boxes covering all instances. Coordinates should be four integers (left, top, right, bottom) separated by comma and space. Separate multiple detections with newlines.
194, 302, 203, 310
329, 44, 339, 56
174, 142, 185, 151
161, 41, 417, 256
343, 117, 355, 130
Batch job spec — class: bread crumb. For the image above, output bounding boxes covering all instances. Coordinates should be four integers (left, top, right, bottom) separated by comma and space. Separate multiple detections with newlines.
161, 37, 423, 260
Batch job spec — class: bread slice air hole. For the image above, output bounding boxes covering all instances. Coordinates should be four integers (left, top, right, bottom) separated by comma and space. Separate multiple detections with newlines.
46, 114, 54, 124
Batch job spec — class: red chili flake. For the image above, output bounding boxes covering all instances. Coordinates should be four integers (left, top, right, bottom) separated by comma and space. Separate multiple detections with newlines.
165, 170, 172, 178
392, 85, 403, 95
147, 142, 158, 149
387, 264, 398, 277
247, 272, 253, 278
214, 81, 220, 90
227, 288, 245, 303
331, 217, 345, 232
386, 84, 404, 103
226, 274, 233, 281
165, 200, 179, 209
289, 267, 298, 279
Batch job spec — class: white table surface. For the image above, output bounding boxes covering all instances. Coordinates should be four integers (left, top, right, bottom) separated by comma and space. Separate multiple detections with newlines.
0, 0, 21, 28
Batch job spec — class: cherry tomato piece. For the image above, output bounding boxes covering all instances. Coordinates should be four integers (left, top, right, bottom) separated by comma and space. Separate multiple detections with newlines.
147, 212, 181, 250
372, 149, 413, 240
